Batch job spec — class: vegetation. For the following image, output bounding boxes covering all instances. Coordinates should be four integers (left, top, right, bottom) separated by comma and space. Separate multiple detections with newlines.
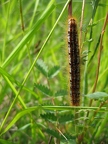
0, 0, 108, 143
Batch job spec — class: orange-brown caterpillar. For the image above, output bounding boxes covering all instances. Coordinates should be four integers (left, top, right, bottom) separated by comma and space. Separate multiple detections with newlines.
68, 17, 80, 106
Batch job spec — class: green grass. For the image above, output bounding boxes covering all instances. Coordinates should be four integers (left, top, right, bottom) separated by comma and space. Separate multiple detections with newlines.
0, 0, 108, 143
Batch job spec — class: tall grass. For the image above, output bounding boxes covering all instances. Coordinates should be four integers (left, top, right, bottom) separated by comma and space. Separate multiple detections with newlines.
0, 0, 108, 143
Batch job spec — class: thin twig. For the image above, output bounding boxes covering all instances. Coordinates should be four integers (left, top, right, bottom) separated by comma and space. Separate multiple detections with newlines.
68, 0, 72, 18
56, 127, 68, 141
48, 136, 53, 144
92, 13, 108, 92
79, 0, 85, 54
89, 12, 108, 107
80, 12, 108, 142
19, 0, 24, 31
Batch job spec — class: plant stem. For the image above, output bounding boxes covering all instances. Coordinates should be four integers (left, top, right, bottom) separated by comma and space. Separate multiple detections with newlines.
79, 0, 85, 54
19, 0, 25, 31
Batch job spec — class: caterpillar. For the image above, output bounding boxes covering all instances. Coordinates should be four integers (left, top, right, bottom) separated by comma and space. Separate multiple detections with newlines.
67, 17, 80, 106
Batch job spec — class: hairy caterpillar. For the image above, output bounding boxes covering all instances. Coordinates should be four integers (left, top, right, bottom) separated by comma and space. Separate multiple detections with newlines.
68, 17, 80, 106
